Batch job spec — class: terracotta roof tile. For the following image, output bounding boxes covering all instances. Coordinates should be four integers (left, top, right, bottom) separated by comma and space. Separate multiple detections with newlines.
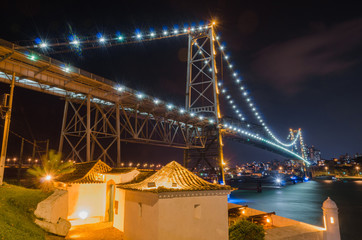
56, 160, 111, 183
118, 161, 231, 192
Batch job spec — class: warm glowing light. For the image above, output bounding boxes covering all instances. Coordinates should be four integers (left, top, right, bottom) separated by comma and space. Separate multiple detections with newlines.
45, 175, 52, 181
79, 211, 89, 220
330, 217, 334, 224
70, 40, 79, 45
266, 218, 271, 223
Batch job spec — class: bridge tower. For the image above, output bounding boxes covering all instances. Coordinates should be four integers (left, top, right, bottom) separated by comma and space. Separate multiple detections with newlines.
184, 25, 225, 183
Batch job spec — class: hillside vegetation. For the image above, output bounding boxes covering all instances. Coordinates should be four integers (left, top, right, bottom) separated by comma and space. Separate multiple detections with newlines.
0, 183, 51, 240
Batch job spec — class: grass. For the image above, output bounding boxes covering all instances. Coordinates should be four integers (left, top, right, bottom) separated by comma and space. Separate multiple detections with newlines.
0, 183, 51, 240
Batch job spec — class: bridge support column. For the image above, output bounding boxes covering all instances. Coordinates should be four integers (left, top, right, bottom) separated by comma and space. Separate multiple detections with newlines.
86, 95, 91, 162
58, 99, 68, 155
0, 72, 15, 185
116, 103, 121, 168
218, 129, 225, 184
185, 25, 225, 184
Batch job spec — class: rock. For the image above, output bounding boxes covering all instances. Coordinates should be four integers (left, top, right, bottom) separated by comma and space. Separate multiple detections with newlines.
35, 218, 71, 237
35, 189, 68, 224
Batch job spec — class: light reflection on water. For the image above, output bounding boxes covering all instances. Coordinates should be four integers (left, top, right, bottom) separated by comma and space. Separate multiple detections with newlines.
229, 180, 362, 240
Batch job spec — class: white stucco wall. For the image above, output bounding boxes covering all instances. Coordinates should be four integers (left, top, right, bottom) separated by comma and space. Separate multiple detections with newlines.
123, 190, 159, 240
67, 183, 107, 225
158, 193, 229, 240
121, 190, 229, 240
105, 170, 139, 184
113, 188, 125, 231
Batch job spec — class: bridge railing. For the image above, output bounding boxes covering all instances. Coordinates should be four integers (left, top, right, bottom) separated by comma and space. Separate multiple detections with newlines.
0, 38, 117, 88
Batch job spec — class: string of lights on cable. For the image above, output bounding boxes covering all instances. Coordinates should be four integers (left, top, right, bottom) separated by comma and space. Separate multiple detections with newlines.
213, 34, 302, 148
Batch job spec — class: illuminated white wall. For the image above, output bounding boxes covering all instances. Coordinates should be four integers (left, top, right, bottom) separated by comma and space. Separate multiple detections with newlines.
120, 190, 229, 240
67, 183, 107, 225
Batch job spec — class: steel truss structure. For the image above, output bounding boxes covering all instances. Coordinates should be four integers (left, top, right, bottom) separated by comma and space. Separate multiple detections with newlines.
0, 38, 208, 167
185, 27, 225, 182
59, 96, 207, 166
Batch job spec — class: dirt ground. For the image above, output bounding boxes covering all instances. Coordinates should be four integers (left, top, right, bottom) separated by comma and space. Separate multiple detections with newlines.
45, 223, 123, 240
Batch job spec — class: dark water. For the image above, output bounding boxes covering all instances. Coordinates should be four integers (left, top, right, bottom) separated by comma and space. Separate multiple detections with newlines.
229, 180, 362, 240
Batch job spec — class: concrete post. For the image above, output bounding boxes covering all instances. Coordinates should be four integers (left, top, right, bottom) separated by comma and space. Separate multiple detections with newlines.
322, 197, 340, 240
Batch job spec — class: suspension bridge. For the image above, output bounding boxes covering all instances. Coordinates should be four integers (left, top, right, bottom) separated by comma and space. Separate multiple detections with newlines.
0, 21, 309, 184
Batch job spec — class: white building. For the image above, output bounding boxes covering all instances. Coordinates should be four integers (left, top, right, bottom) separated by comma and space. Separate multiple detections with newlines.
117, 161, 231, 240
42, 160, 231, 239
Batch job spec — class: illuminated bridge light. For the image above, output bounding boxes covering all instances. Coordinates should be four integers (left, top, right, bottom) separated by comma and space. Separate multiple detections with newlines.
137, 93, 144, 99
70, 40, 79, 45
116, 86, 124, 92
40, 42, 48, 48
29, 55, 36, 61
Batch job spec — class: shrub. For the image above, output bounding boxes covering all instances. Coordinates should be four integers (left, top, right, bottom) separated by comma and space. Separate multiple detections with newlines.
229, 219, 265, 240
27, 150, 75, 192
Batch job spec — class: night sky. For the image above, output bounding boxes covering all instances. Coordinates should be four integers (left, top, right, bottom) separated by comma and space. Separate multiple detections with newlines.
1, 0, 362, 165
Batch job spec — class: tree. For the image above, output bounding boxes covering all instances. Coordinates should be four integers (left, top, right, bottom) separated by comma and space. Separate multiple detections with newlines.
229, 219, 265, 240
27, 150, 75, 191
